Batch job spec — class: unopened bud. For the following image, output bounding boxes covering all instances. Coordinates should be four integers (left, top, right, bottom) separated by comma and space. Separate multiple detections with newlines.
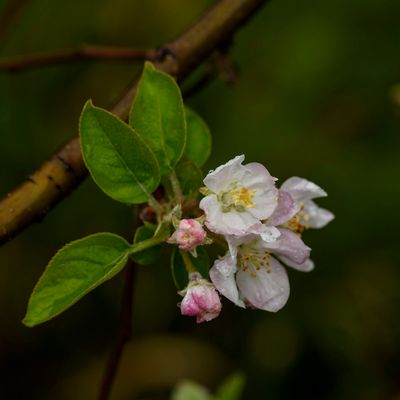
168, 219, 207, 251
180, 273, 222, 323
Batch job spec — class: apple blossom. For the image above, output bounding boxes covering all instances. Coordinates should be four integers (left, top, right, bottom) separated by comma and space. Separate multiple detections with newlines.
199, 155, 279, 236
209, 228, 312, 312
180, 272, 222, 323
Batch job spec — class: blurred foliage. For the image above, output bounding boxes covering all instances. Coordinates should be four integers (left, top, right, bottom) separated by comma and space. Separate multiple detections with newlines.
171, 372, 245, 400
0, 0, 400, 399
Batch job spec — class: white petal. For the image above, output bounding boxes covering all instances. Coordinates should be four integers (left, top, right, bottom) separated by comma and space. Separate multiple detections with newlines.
281, 176, 327, 201
268, 190, 297, 226
236, 257, 289, 312
213, 252, 237, 276
244, 163, 279, 220
204, 155, 246, 193
210, 256, 245, 308
264, 228, 311, 265
225, 233, 264, 261
280, 256, 315, 272
201, 195, 263, 235
302, 201, 334, 229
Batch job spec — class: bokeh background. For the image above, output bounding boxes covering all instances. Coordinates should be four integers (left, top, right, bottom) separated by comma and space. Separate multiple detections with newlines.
1, 0, 400, 398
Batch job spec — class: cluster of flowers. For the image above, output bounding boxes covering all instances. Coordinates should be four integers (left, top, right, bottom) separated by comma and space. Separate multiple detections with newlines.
168, 155, 334, 323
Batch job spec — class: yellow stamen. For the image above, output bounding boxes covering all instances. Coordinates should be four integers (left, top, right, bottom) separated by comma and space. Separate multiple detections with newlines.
229, 187, 256, 209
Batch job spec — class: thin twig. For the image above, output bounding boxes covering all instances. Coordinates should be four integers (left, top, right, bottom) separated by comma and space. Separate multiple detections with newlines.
97, 258, 136, 400
0, 45, 156, 73
0, 0, 269, 246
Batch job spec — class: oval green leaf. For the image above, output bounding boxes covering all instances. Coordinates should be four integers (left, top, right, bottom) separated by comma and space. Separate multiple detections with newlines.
129, 62, 186, 175
185, 107, 212, 167
80, 101, 160, 204
23, 233, 130, 327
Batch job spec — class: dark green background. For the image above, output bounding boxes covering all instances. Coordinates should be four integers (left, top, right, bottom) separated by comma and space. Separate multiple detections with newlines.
1, 0, 399, 398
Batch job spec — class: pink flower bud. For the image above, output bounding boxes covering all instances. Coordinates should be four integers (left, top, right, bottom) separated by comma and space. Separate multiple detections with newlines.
168, 219, 207, 251
180, 273, 222, 323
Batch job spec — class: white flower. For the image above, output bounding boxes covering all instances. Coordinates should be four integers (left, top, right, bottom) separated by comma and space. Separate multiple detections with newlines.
209, 228, 312, 312
199, 155, 279, 236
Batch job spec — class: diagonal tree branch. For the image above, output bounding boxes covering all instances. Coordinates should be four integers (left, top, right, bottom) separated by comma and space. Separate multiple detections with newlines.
0, 45, 156, 73
0, 0, 268, 246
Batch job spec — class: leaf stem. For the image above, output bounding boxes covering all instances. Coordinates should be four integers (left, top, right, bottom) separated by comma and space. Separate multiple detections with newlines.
97, 259, 136, 400
170, 170, 184, 204
147, 195, 163, 221
129, 228, 169, 255
180, 250, 196, 273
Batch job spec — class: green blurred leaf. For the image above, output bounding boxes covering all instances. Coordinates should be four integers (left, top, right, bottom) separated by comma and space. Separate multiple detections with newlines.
80, 101, 160, 204
130, 62, 186, 175
215, 373, 246, 400
23, 233, 130, 327
185, 107, 212, 167
131, 223, 161, 266
170, 247, 210, 290
175, 160, 203, 196
172, 381, 211, 400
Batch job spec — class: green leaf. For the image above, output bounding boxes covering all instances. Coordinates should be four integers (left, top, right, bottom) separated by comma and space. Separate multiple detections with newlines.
185, 107, 212, 167
80, 101, 160, 204
130, 62, 186, 175
215, 373, 246, 400
23, 233, 130, 327
131, 223, 161, 266
175, 160, 203, 196
170, 247, 210, 290
172, 381, 211, 400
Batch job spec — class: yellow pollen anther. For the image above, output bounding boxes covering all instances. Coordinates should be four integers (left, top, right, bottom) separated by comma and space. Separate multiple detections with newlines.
286, 214, 306, 235
229, 187, 256, 209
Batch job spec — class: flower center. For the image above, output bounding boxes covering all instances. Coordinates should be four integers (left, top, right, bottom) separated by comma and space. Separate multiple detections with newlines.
285, 204, 309, 235
238, 245, 272, 277
219, 184, 256, 212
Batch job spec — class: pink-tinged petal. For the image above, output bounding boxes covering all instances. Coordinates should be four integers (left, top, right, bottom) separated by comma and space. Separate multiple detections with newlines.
210, 256, 245, 308
204, 155, 246, 193
244, 162, 279, 220
169, 219, 207, 251
302, 201, 334, 228
236, 257, 289, 312
281, 177, 327, 201
279, 256, 314, 272
268, 190, 297, 226
263, 228, 311, 265
180, 284, 222, 323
